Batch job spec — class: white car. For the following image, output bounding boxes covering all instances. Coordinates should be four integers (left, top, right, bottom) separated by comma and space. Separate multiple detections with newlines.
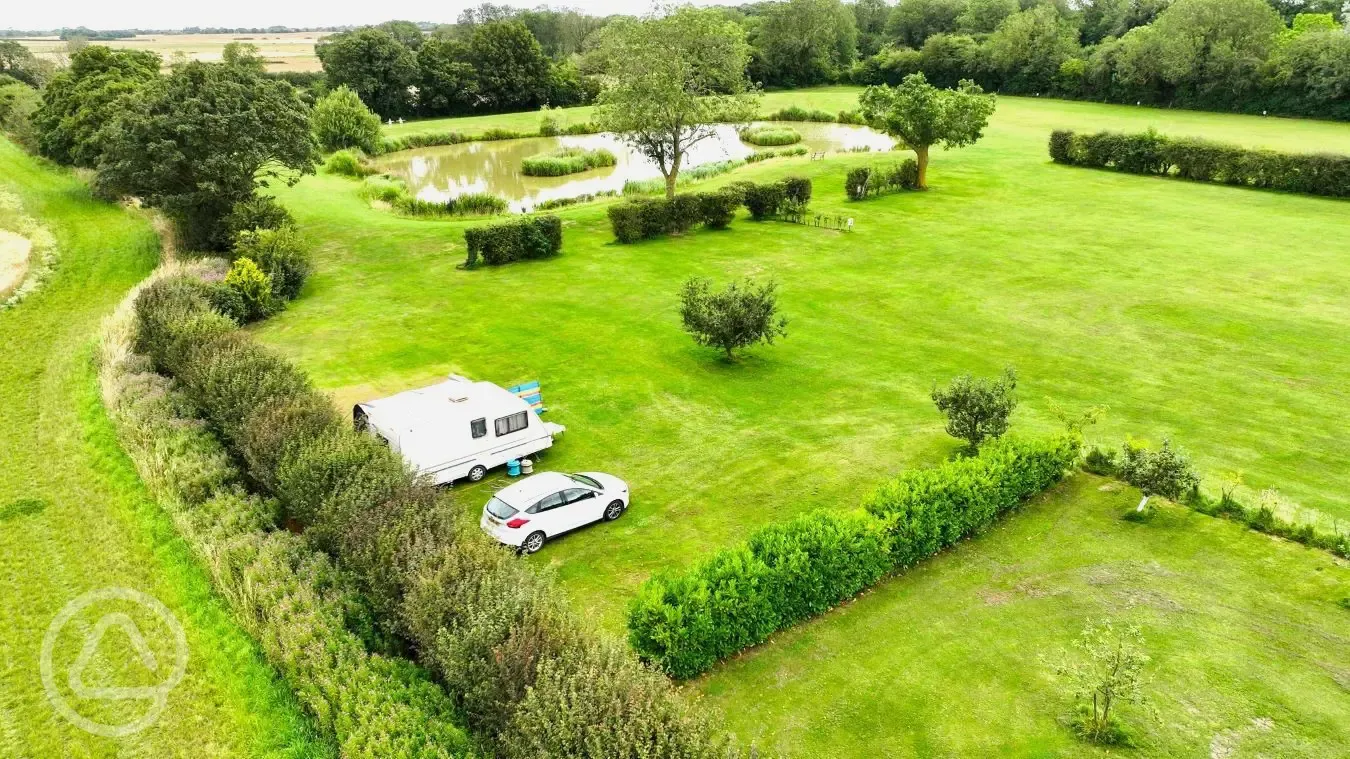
480, 471, 629, 553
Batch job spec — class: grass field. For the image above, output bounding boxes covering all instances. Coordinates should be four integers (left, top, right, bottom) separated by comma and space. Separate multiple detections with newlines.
16, 32, 325, 72
254, 90, 1350, 755
0, 139, 324, 757
701, 475, 1349, 757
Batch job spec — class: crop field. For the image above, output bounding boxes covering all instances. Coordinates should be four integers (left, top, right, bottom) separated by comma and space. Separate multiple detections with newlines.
16, 32, 325, 72
250, 90, 1350, 755
0, 140, 323, 757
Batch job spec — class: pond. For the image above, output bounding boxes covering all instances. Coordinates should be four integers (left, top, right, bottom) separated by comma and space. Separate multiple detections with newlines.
373, 122, 896, 212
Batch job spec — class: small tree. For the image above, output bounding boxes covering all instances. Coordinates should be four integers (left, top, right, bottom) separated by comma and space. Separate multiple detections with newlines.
224, 257, 280, 322
312, 85, 382, 154
1047, 619, 1150, 745
858, 72, 996, 188
680, 277, 788, 361
593, 7, 759, 199
1118, 438, 1199, 512
931, 367, 1017, 451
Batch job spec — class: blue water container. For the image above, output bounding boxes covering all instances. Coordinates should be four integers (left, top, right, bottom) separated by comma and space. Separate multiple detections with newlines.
507, 459, 521, 477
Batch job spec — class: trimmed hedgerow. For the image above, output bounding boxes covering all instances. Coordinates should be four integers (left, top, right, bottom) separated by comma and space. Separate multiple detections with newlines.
864, 436, 1081, 568
608, 190, 743, 243
101, 265, 474, 759
1049, 129, 1350, 199
629, 435, 1079, 678
845, 160, 920, 201
463, 215, 563, 268
520, 147, 617, 177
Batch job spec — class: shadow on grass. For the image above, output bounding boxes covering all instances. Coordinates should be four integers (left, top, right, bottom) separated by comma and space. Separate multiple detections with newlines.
0, 497, 48, 521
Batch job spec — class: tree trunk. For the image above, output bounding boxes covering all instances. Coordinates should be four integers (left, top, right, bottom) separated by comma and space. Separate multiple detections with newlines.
1136, 495, 1150, 512
665, 150, 682, 200
915, 145, 930, 189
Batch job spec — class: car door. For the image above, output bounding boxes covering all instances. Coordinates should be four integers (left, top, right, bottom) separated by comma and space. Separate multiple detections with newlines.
559, 487, 603, 528
528, 491, 568, 536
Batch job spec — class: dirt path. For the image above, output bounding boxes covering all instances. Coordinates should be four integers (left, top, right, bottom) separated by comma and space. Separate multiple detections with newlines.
0, 229, 31, 298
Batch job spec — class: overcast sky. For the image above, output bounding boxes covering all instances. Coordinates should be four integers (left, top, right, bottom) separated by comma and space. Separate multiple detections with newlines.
5, 1, 731, 31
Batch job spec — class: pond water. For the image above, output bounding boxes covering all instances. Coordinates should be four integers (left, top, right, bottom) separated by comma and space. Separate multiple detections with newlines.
373, 122, 895, 212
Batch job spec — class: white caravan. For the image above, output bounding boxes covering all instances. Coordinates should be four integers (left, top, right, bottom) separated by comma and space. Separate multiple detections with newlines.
354, 375, 565, 485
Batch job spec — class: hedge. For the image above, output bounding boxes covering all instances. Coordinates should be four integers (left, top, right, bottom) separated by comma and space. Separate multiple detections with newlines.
845, 160, 920, 201
463, 215, 562, 267
102, 265, 473, 758
1049, 129, 1350, 199
130, 270, 733, 756
629, 435, 1079, 678
607, 190, 741, 243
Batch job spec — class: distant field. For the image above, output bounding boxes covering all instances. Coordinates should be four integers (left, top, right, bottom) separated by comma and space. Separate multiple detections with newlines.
16, 32, 325, 72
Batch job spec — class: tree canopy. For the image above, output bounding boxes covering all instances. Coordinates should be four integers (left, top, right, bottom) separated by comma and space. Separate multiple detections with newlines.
593, 7, 759, 199
316, 27, 420, 118
95, 61, 317, 250
32, 46, 160, 167
859, 72, 997, 188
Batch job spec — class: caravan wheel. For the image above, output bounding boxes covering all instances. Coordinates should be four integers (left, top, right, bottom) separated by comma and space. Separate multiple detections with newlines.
467, 465, 487, 482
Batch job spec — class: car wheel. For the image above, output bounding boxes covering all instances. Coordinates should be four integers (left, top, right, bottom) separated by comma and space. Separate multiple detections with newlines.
603, 500, 626, 521
522, 531, 546, 554
467, 465, 487, 482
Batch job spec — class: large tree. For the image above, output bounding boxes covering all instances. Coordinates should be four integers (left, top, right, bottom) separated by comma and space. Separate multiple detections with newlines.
416, 36, 480, 115
95, 61, 317, 250
985, 4, 1082, 93
32, 46, 160, 167
593, 7, 758, 199
316, 27, 419, 118
753, 0, 859, 87
1148, 0, 1285, 100
859, 72, 996, 188
885, 0, 966, 49
464, 21, 553, 111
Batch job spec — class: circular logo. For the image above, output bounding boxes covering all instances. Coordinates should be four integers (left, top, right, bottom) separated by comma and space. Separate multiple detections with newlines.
40, 587, 188, 738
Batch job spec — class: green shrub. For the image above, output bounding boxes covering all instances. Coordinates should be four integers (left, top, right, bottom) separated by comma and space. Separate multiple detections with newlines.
463, 215, 563, 267
232, 226, 311, 301
845, 167, 871, 200
446, 192, 508, 216
738, 126, 803, 147
1050, 129, 1350, 198
360, 175, 407, 204
323, 149, 377, 178
699, 191, 740, 229
223, 195, 294, 239
864, 436, 1080, 568
1117, 439, 1199, 505
931, 367, 1018, 451
224, 257, 282, 323
743, 182, 786, 220
781, 176, 812, 207
312, 85, 382, 153
846, 160, 920, 201
1082, 446, 1116, 475
520, 147, 618, 177
607, 203, 644, 244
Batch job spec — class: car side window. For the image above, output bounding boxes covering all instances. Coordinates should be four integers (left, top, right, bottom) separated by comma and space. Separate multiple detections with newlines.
533, 492, 566, 513
470, 418, 487, 439
562, 488, 596, 504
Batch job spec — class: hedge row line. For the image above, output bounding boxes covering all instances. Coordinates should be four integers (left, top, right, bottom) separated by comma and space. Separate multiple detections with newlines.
629, 435, 1080, 679
131, 275, 734, 757
845, 160, 920, 201
1049, 130, 1350, 199
1082, 446, 1350, 560
607, 177, 813, 244
100, 264, 473, 758
463, 215, 562, 268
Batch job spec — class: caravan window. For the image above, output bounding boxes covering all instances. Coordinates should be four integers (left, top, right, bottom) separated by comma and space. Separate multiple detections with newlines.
494, 411, 529, 437
470, 418, 487, 439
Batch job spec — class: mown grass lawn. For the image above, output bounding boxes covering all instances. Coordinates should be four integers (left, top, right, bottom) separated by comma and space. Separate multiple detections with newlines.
699, 474, 1350, 757
257, 93, 1350, 755
0, 139, 324, 758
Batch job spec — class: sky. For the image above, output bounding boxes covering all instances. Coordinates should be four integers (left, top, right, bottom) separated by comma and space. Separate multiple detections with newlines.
4, 1, 730, 31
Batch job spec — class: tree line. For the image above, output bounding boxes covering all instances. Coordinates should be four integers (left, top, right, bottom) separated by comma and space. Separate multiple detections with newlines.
318, 0, 1348, 122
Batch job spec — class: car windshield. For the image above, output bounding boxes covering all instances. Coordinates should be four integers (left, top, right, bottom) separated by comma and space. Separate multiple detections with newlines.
485, 497, 518, 520
569, 473, 601, 489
